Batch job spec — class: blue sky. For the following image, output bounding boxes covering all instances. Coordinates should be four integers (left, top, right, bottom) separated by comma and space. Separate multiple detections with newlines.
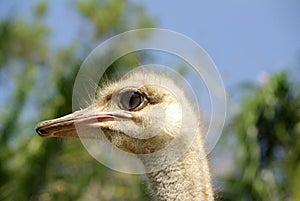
133, 0, 300, 88
1, 0, 299, 88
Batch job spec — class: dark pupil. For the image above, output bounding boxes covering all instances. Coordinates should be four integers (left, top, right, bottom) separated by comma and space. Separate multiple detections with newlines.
120, 91, 142, 110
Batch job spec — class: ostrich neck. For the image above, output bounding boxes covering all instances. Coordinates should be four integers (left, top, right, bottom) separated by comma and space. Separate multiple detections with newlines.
145, 142, 214, 201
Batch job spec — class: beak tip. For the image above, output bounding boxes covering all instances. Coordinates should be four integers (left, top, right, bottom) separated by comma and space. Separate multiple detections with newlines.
35, 123, 50, 137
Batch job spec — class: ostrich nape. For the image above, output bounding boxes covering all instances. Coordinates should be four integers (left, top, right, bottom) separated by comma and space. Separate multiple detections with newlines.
35, 70, 214, 201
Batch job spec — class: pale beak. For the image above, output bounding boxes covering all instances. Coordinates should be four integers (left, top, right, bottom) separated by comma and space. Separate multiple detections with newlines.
35, 107, 131, 138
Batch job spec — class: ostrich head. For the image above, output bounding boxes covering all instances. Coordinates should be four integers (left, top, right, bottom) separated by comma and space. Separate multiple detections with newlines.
36, 70, 198, 155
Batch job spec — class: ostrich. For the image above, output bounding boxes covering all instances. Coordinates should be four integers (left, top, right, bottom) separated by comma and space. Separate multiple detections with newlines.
36, 69, 214, 201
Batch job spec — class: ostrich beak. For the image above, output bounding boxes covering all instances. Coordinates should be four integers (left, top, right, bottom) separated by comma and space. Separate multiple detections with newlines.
35, 107, 132, 138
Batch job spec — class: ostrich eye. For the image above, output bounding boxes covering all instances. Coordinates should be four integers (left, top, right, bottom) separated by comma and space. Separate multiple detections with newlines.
118, 90, 144, 111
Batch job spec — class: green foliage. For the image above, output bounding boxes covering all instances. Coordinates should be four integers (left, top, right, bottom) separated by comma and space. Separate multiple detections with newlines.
0, 19, 48, 66
0, 1, 154, 200
77, 0, 155, 39
221, 72, 300, 200
34, 1, 48, 17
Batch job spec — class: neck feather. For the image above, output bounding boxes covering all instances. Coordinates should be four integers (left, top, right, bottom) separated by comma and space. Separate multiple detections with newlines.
145, 135, 214, 201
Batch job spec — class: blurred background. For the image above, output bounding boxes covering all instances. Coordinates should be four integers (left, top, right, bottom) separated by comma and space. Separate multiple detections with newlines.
0, 0, 299, 200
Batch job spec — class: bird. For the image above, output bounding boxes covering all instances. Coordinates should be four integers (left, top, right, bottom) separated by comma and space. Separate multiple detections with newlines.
36, 68, 214, 201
